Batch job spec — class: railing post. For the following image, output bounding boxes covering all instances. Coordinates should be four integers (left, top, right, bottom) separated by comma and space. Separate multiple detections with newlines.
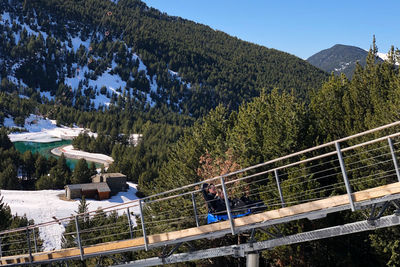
26, 227, 32, 263
274, 169, 285, 208
139, 200, 149, 251
0, 235, 3, 258
32, 227, 38, 253
127, 207, 134, 239
388, 138, 400, 182
74, 215, 84, 261
220, 177, 235, 235
191, 193, 200, 227
335, 142, 355, 211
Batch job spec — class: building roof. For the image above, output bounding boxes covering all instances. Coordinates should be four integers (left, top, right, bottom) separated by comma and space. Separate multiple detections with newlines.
91, 173, 126, 179
65, 182, 111, 193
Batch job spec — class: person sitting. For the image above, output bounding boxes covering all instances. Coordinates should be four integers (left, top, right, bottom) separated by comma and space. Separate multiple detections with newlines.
202, 183, 219, 213
215, 188, 229, 213
202, 183, 230, 213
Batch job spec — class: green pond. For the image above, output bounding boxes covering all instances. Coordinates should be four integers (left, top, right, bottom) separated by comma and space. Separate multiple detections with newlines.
13, 140, 102, 170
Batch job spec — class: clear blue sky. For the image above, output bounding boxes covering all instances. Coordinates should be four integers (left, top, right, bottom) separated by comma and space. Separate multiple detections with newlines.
141, 0, 399, 59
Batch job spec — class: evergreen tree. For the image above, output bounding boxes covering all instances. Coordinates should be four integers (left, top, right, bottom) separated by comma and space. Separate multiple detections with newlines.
229, 88, 308, 167
310, 73, 349, 142
0, 163, 19, 190
0, 128, 13, 150
78, 195, 89, 215
89, 162, 97, 177
72, 159, 91, 184
0, 191, 12, 231
21, 150, 35, 180
34, 154, 48, 179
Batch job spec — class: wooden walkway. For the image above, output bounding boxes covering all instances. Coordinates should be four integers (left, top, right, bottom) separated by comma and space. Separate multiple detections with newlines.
2, 182, 400, 266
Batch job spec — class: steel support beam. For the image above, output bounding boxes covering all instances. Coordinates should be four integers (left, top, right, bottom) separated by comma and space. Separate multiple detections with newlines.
127, 208, 134, 239
221, 177, 235, 235
388, 138, 400, 182
114, 213, 400, 267
32, 227, 38, 253
139, 200, 148, 251
274, 169, 285, 208
26, 228, 32, 263
246, 253, 259, 267
74, 216, 84, 261
335, 142, 355, 211
191, 193, 200, 227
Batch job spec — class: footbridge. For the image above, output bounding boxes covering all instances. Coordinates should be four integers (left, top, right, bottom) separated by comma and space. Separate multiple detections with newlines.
2, 122, 400, 266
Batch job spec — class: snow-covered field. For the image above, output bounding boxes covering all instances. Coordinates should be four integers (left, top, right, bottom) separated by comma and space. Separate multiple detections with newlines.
6, 114, 97, 143
0, 183, 139, 251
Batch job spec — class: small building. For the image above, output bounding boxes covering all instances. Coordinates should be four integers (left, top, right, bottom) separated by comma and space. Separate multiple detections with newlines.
65, 182, 111, 200
91, 173, 127, 195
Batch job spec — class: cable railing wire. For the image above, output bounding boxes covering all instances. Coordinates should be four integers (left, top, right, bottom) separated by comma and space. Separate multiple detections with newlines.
346, 158, 393, 174
278, 156, 340, 178
342, 142, 392, 160
81, 230, 134, 244
78, 221, 131, 235
2, 122, 400, 260
345, 151, 393, 168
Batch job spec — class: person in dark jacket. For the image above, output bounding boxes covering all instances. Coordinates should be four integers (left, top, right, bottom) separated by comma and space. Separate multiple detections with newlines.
202, 183, 227, 213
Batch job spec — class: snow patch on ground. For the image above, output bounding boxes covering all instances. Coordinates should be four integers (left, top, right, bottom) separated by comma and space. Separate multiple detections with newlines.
58, 145, 114, 163
3, 117, 16, 128
6, 114, 96, 143
65, 62, 126, 108
70, 35, 90, 53
128, 134, 142, 146
7, 75, 28, 88
334, 61, 352, 72
10, 14, 48, 43
168, 69, 191, 90
0, 12, 11, 25
40, 91, 55, 101
378, 52, 389, 61
378, 52, 399, 65
1, 183, 139, 251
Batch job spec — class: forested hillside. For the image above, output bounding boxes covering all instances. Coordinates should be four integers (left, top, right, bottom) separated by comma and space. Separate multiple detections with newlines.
0, 0, 329, 192
0, 0, 327, 117
153, 46, 400, 265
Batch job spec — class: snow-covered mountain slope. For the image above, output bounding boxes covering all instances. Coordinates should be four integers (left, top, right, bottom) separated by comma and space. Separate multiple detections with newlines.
0, 0, 329, 117
1, 183, 139, 251
377, 52, 400, 65
0, 7, 188, 110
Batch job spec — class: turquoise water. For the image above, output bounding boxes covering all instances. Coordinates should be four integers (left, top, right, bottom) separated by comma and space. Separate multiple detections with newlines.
13, 141, 101, 170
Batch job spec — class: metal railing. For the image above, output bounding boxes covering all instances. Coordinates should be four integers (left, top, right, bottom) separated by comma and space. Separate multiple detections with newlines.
1, 121, 400, 264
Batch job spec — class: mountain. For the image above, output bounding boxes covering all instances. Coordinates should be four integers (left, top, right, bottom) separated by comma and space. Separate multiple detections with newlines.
0, 0, 327, 117
307, 44, 383, 79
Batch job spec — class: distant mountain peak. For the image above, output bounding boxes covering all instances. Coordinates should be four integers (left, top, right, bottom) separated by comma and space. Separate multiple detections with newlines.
307, 44, 383, 78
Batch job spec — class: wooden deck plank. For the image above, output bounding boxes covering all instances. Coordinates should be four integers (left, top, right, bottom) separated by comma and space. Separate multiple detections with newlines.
2, 182, 400, 265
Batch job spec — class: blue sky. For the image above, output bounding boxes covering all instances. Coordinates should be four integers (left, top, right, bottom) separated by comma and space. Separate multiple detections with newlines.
141, 0, 400, 59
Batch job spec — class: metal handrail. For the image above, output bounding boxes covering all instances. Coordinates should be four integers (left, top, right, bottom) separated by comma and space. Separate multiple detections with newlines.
1, 121, 400, 236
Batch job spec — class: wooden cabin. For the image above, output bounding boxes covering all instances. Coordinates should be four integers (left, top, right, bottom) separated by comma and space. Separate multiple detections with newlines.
91, 173, 127, 195
65, 183, 111, 200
